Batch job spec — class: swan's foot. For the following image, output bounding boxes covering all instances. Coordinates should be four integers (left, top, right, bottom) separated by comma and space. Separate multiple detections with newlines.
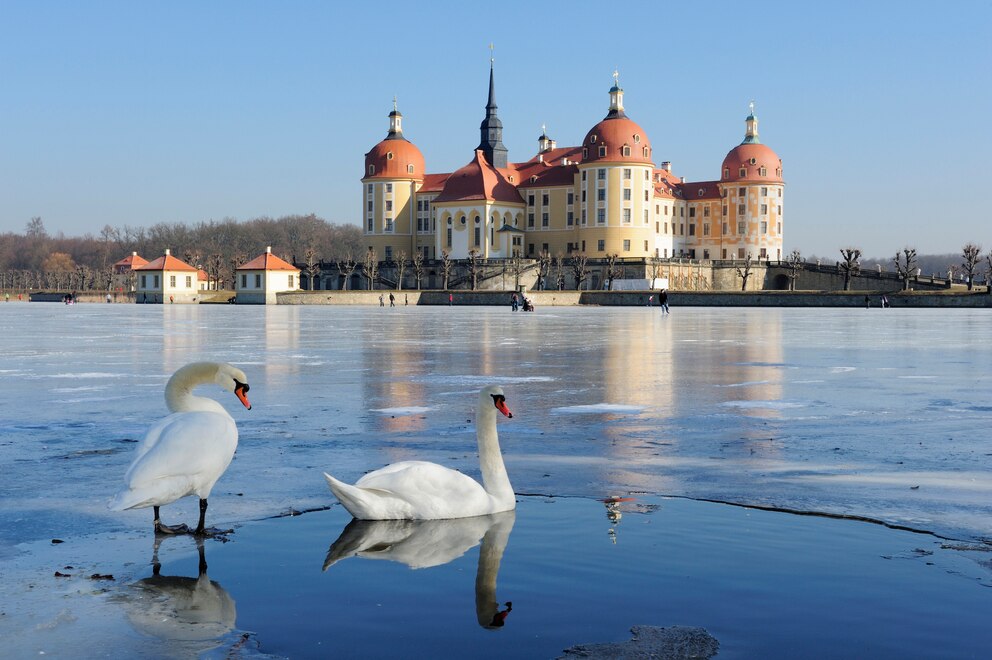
154, 521, 191, 535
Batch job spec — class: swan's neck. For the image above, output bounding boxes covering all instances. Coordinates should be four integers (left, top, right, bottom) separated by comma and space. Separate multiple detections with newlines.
165, 365, 230, 416
477, 407, 513, 504
475, 512, 514, 627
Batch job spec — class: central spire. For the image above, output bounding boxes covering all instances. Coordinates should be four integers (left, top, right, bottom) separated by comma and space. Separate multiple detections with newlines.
742, 101, 761, 144
478, 46, 508, 169
606, 69, 626, 119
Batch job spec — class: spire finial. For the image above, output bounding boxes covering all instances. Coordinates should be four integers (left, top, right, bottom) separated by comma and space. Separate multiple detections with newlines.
541, 122, 546, 135
393, 95, 398, 112
489, 42, 494, 66
613, 68, 620, 87
749, 100, 755, 116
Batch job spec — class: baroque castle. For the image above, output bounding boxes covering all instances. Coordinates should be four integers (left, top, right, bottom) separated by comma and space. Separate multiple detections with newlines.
361, 64, 784, 270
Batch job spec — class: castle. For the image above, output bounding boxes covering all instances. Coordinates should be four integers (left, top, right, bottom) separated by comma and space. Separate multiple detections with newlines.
361, 65, 784, 267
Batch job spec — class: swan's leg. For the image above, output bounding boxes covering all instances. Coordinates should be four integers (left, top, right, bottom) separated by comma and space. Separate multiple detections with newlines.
153, 506, 190, 535
193, 498, 233, 538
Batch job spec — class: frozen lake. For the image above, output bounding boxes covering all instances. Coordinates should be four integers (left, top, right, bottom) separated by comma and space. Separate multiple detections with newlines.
1, 303, 990, 546
1, 303, 991, 657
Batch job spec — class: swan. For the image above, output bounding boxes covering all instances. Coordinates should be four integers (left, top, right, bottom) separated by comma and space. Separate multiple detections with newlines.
324, 385, 514, 520
109, 362, 252, 535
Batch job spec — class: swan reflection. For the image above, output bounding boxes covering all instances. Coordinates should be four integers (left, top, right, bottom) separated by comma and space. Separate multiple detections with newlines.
324, 511, 514, 628
120, 537, 236, 651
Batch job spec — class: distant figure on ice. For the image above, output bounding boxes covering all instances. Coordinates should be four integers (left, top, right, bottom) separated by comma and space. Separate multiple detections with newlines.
379, 294, 384, 307
389, 293, 395, 307
659, 289, 669, 315
510, 292, 519, 311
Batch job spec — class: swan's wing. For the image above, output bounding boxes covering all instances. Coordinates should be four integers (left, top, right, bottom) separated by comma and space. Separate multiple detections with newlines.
123, 412, 237, 488
354, 461, 491, 517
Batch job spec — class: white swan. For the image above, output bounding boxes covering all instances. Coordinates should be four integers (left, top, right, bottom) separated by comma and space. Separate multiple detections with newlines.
324, 385, 514, 520
110, 362, 252, 535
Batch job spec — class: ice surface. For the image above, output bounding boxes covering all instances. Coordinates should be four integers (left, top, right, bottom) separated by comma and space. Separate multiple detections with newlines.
1, 303, 991, 550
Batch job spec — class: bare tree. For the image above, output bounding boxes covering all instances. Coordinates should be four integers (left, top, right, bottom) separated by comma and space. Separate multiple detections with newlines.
336, 254, 358, 290
961, 243, 981, 291
229, 253, 248, 289
536, 250, 552, 290
553, 253, 566, 291
303, 247, 321, 290
467, 249, 481, 290
440, 250, 453, 290
509, 253, 523, 290
412, 250, 425, 290
839, 248, 862, 291
786, 249, 804, 291
395, 250, 407, 291
207, 253, 224, 290
647, 257, 663, 289
362, 248, 379, 290
604, 254, 623, 291
735, 253, 753, 291
570, 254, 590, 291
892, 247, 917, 291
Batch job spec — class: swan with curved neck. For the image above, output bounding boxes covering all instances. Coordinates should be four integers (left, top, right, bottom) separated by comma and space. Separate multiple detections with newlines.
110, 362, 252, 535
324, 385, 514, 520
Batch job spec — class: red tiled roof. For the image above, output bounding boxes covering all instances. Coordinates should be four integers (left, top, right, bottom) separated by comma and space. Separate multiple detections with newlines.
721, 143, 783, 183
433, 150, 524, 205
238, 249, 299, 271
418, 173, 451, 194
134, 252, 197, 272
582, 116, 653, 165
113, 253, 148, 269
681, 180, 722, 200
514, 146, 584, 188
364, 136, 425, 181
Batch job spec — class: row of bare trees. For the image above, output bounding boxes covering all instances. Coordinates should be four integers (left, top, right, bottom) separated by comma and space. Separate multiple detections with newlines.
836, 243, 989, 291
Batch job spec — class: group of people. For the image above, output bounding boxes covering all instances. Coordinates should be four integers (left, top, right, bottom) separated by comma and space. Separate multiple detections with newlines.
379, 293, 409, 307
509, 292, 534, 312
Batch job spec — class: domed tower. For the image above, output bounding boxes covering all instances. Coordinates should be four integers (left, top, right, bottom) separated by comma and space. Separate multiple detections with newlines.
717, 103, 784, 261
362, 99, 425, 263
575, 73, 656, 258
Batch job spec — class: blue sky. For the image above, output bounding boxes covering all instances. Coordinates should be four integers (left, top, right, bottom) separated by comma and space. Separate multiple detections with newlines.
1, 0, 989, 258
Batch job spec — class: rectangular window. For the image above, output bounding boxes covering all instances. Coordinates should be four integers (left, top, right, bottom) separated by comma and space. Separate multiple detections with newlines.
185, 275, 192, 288
597, 209, 605, 224
623, 188, 631, 201
738, 204, 746, 215
289, 274, 295, 288
689, 208, 696, 218
664, 222, 668, 233
703, 207, 710, 217
367, 217, 373, 232
240, 274, 247, 288
644, 240, 649, 251
597, 169, 606, 180
680, 207, 684, 217
475, 226, 481, 245
643, 209, 648, 224
644, 190, 649, 201
367, 200, 373, 212
760, 247, 767, 258
581, 171, 587, 181
385, 183, 392, 193
384, 246, 392, 260
581, 240, 586, 251
738, 248, 745, 259
777, 205, 782, 215
528, 213, 535, 228
255, 274, 261, 288
542, 193, 549, 206
169, 275, 176, 287
528, 243, 535, 255
761, 221, 768, 234
778, 222, 782, 234
140, 275, 147, 288
367, 183, 373, 195
689, 224, 696, 236
723, 223, 728, 235
567, 211, 574, 226
528, 194, 535, 207
447, 227, 452, 246
597, 239, 605, 251
703, 223, 710, 236
581, 190, 586, 202
722, 205, 728, 216
385, 200, 392, 212
664, 248, 668, 258
597, 189, 606, 201
738, 188, 745, 197
738, 221, 746, 234
761, 204, 768, 215
623, 168, 631, 179
761, 187, 768, 197
623, 239, 630, 251
385, 219, 394, 232
567, 192, 574, 205
622, 209, 631, 223
703, 249, 710, 259
664, 206, 669, 216
542, 242, 549, 253
542, 212, 549, 227
581, 209, 587, 224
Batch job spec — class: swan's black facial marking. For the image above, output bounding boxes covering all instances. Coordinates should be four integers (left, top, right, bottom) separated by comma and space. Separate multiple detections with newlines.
491, 393, 512, 418
233, 379, 252, 410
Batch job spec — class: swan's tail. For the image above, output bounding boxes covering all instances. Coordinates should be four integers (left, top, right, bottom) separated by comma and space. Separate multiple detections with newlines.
323, 472, 410, 520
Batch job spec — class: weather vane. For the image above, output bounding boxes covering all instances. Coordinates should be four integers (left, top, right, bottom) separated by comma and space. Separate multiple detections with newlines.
613, 68, 620, 86
490, 42, 494, 64
749, 100, 755, 115
393, 95, 397, 112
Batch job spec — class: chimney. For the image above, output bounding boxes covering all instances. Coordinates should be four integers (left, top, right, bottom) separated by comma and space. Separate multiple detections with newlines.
680, 176, 686, 183
164, 248, 170, 256
266, 246, 272, 253
132, 251, 137, 257
661, 161, 672, 172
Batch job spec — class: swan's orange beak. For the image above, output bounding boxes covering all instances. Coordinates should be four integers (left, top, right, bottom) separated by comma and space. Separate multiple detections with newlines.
493, 395, 512, 418
234, 383, 252, 410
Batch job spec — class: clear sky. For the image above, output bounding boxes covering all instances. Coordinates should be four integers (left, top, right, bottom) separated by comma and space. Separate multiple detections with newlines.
1, 0, 989, 258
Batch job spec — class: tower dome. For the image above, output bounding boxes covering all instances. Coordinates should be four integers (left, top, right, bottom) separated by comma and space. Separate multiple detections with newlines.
721, 105, 782, 183
581, 74, 653, 165
363, 100, 425, 180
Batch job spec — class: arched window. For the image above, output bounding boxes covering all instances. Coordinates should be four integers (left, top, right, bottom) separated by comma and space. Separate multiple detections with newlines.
590, 134, 598, 143
582, 148, 588, 159
633, 134, 640, 143
407, 164, 414, 174
642, 147, 649, 158
621, 145, 631, 157
368, 164, 375, 175
723, 168, 729, 178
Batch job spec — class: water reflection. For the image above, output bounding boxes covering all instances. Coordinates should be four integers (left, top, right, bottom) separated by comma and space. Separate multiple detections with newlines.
119, 537, 236, 651
323, 511, 515, 629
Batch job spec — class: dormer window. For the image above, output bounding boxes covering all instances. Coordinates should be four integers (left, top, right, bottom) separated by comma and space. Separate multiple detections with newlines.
758, 166, 767, 176
621, 145, 631, 157
749, 157, 757, 165
386, 152, 394, 160
531, 175, 538, 183
590, 135, 597, 143
739, 168, 747, 177
698, 188, 705, 197
776, 167, 782, 177
633, 134, 641, 143
368, 164, 375, 175
723, 168, 729, 178
407, 164, 414, 174
509, 175, 514, 182
599, 146, 607, 157
582, 148, 588, 159
642, 147, 649, 158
